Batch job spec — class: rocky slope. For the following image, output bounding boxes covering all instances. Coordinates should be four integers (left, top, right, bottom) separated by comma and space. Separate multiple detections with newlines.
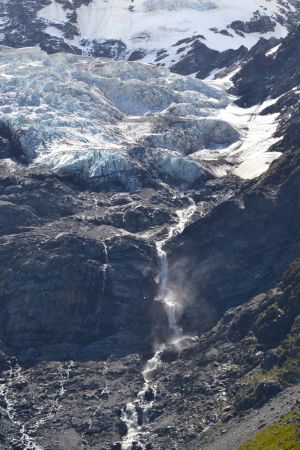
0, 149, 300, 449
145, 148, 300, 449
0, 3, 300, 450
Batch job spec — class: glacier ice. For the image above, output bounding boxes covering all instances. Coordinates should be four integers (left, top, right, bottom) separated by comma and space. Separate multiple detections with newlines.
0, 47, 282, 189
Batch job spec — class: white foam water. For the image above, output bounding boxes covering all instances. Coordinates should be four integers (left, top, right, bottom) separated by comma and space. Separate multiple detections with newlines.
121, 199, 196, 449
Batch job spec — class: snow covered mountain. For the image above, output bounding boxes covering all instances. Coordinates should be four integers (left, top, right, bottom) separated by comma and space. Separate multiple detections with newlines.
1, 2, 300, 450
1, 0, 297, 190
0, 0, 299, 76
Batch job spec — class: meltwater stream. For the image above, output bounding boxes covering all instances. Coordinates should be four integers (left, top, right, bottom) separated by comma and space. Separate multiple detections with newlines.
121, 199, 196, 450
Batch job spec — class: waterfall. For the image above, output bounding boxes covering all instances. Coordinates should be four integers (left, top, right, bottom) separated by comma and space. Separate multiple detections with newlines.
121, 199, 196, 450
101, 241, 109, 299
155, 198, 196, 342
96, 241, 109, 333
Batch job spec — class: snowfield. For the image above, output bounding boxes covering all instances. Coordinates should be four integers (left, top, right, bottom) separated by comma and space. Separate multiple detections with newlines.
0, 47, 281, 188
37, 0, 291, 65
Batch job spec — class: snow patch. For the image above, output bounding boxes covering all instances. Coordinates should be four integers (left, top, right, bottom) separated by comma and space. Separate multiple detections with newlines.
38, 0, 290, 66
37, 2, 68, 24
266, 43, 281, 57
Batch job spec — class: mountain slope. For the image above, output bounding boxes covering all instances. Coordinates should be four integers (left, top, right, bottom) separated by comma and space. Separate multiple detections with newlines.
0, 148, 299, 449
0, 2, 300, 450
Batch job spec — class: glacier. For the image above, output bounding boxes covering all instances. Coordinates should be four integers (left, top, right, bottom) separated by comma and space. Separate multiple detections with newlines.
0, 46, 281, 189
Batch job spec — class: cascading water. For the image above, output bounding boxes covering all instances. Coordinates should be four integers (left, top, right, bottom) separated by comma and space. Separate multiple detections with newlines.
96, 241, 109, 332
121, 199, 196, 450
101, 241, 109, 299
0, 364, 43, 450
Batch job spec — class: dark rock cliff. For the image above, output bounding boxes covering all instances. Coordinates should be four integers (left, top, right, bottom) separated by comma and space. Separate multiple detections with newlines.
0, 148, 300, 449
168, 149, 300, 335
0, 160, 168, 362
113, 149, 300, 449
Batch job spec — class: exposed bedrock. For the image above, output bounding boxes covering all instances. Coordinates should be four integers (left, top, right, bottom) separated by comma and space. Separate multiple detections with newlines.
172, 41, 248, 78
232, 26, 300, 107
138, 257, 300, 449
0, 228, 163, 358
168, 149, 300, 334
0, 160, 175, 362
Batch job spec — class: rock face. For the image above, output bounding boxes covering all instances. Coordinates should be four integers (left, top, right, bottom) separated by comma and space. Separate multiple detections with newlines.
134, 255, 300, 449
0, 229, 159, 355
1, 158, 300, 448
0, 160, 169, 361
168, 149, 300, 333
233, 27, 300, 107
171, 41, 249, 78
